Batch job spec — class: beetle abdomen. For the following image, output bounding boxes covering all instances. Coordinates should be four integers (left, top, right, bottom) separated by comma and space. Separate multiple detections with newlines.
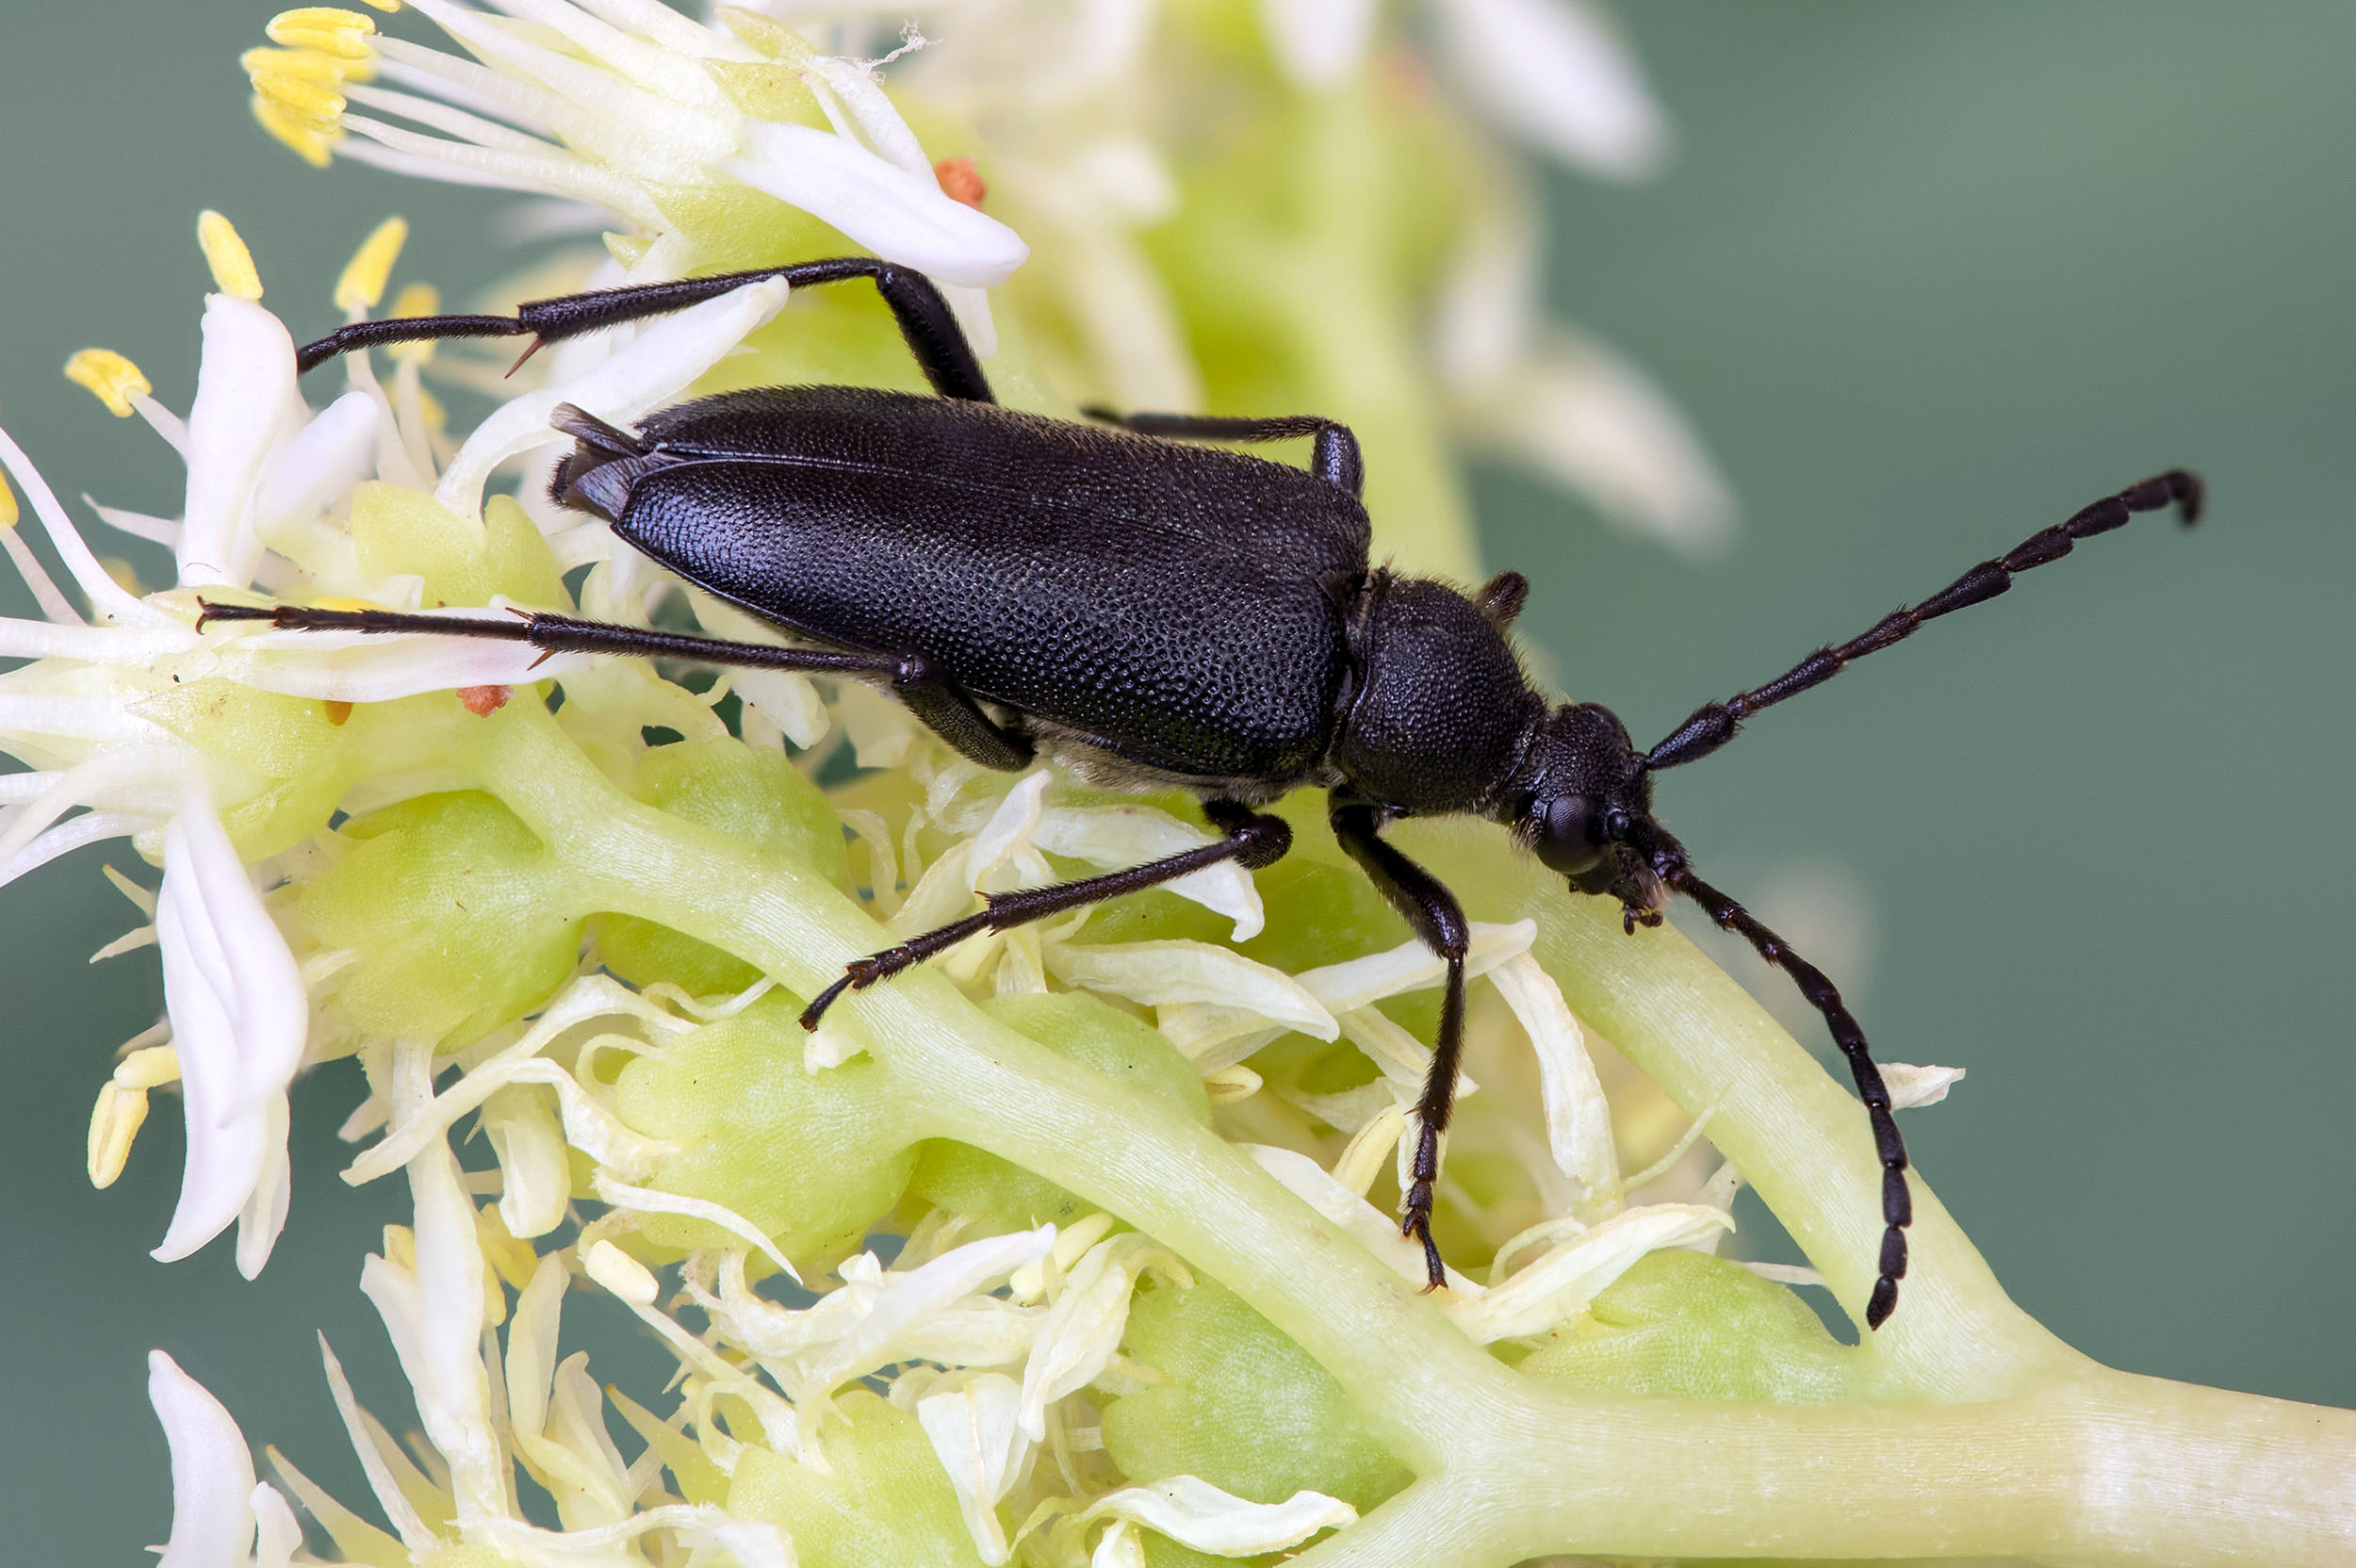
607, 388, 1369, 783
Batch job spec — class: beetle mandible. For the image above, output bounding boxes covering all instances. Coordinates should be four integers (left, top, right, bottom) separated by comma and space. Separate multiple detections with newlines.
199, 258, 2202, 1329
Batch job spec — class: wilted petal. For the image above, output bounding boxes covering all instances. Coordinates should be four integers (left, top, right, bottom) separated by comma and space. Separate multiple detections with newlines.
1245, 1143, 1474, 1291
1019, 1235, 1162, 1440
1080, 1475, 1356, 1556
1446, 1203, 1731, 1342
1047, 941, 1337, 1041
1885, 1062, 1965, 1110
916, 1373, 1027, 1563
1294, 921, 1532, 1015
148, 1350, 257, 1568
1429, 0, 1668, 179
1490, 954, 1621, 1216
1033, 804, 1264, 939
725, 122, 1030, 286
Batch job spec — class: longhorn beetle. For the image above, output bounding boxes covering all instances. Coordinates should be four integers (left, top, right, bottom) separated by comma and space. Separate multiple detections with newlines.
199, 257, 2202, 1329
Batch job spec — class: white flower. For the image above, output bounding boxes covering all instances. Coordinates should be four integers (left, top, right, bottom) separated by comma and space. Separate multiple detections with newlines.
244, 2, 1025, 289
146, 1350, 306, 1568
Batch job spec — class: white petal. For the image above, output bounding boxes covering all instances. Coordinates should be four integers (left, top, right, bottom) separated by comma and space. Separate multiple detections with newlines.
212, 608, 595, 703
181, 296, 305, 589
1257, 0, 1376, 88
724, 122, 1030, 286
1244, 1143, 1476, 1292
1018, 1236, 1153, 1440
593, 1169, 803, 1283
1033, 805, 1264, 939
0, 418, 171, 625
1081, 1475, 1356, 1556
1885, 1062, 1965, 1110
233, 1097, 293, 1279
254, 391, 380, 531
435, 278, 792, 519
147, 1350, 257, 1568
152, 787, 309, 1266
1429, 0, 1668, 179
1047, 941, 1337, 1041
250, 1483, 304, 1568
1490, 955, 1621, 1215
916, 1373, 1026, 1564
483, 1084, 573, 1237
1293, 921, 1533, 1014
506, 1254, 570, 1441
1445, 1203, 1731, 1342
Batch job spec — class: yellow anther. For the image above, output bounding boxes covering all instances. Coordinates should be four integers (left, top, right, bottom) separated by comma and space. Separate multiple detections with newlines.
245, 54, 351, 129
313, 595, 386, 612
383, 1223, 417, 1271
0, 475, 18, 531
265, 8, 377, 59
89, 1042, 174, 1191
388, 281, 442, 364
252, 96, 339, 169
357, 0, 401, 11
335, 216, 409, 312
241, 44, 348, 85
197, 211, 265, 302
63, 349, 153, 418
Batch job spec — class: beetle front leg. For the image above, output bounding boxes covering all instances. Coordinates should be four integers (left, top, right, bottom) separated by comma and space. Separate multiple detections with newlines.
1329, 797, 1470, 1292
801, 799, 1291, 1028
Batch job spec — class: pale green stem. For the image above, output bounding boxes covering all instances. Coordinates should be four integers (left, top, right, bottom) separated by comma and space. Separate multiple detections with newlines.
458, 704, 2356, 1563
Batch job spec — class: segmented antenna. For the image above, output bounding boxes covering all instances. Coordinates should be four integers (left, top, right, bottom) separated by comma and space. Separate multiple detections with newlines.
1663, 859, 1910, 1328
1644, 470, 2202, 774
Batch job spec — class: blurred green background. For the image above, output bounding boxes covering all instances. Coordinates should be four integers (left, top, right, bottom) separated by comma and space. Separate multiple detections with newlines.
2, 2, 2349, 1560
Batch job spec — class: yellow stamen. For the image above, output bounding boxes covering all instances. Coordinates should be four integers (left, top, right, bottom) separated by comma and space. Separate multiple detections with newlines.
197, 211, 265, 302
252, 96, 339, 169
88, 1046, 179, 1190
63, 349, 153, 418
0, 475, 18, 531
388, 281, 442, 365
383, 1223, 417, 1272
357, 0, 401, 11
244, 50, 352, 127
265, 7, 377, 59
335, 216, 409, 313
313, 595, 387, 612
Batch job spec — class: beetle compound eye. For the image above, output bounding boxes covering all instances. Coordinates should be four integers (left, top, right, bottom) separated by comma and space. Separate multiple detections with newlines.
1534, 794, 1607, 876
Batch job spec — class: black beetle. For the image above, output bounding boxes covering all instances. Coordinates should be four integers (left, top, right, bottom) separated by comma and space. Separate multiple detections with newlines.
200, 257, 2202, 1328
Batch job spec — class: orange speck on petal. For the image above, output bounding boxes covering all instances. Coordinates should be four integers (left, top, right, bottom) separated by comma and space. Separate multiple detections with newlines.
934, 157, 986, 208
322, 700, 353, 726
459, 684, 511, 716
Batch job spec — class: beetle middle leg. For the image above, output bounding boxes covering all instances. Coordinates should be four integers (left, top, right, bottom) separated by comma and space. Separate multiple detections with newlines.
800, 799, 1292, 1029
1328, 796, 1469, 1291
1080, 409, 1364, 498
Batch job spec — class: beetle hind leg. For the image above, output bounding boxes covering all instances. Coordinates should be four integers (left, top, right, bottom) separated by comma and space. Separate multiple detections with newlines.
798, 799, 1291, 1029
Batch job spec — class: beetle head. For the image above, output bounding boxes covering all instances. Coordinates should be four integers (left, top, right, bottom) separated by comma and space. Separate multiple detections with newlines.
1508, 702, 1669, 921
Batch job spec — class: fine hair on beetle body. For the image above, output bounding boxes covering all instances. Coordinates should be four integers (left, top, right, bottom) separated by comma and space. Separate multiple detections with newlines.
198, 258, 2204, 1332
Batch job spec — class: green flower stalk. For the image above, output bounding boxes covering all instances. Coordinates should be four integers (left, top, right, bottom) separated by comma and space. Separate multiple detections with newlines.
2, 2, 2349, 1565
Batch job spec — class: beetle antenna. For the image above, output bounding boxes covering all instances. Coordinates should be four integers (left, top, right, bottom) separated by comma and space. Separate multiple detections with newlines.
1644, 469, 2201, 773
1657, 854, 1911, 1330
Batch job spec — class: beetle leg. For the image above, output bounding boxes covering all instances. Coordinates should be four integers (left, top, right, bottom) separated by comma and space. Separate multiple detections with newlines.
1078, 409, 1364, 498
890, 654, 1035, 771
291, 257, 993, 402
1328, 797, 1468, 1292
198, 601, 1040, 770
799, 799, 1291, 1029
